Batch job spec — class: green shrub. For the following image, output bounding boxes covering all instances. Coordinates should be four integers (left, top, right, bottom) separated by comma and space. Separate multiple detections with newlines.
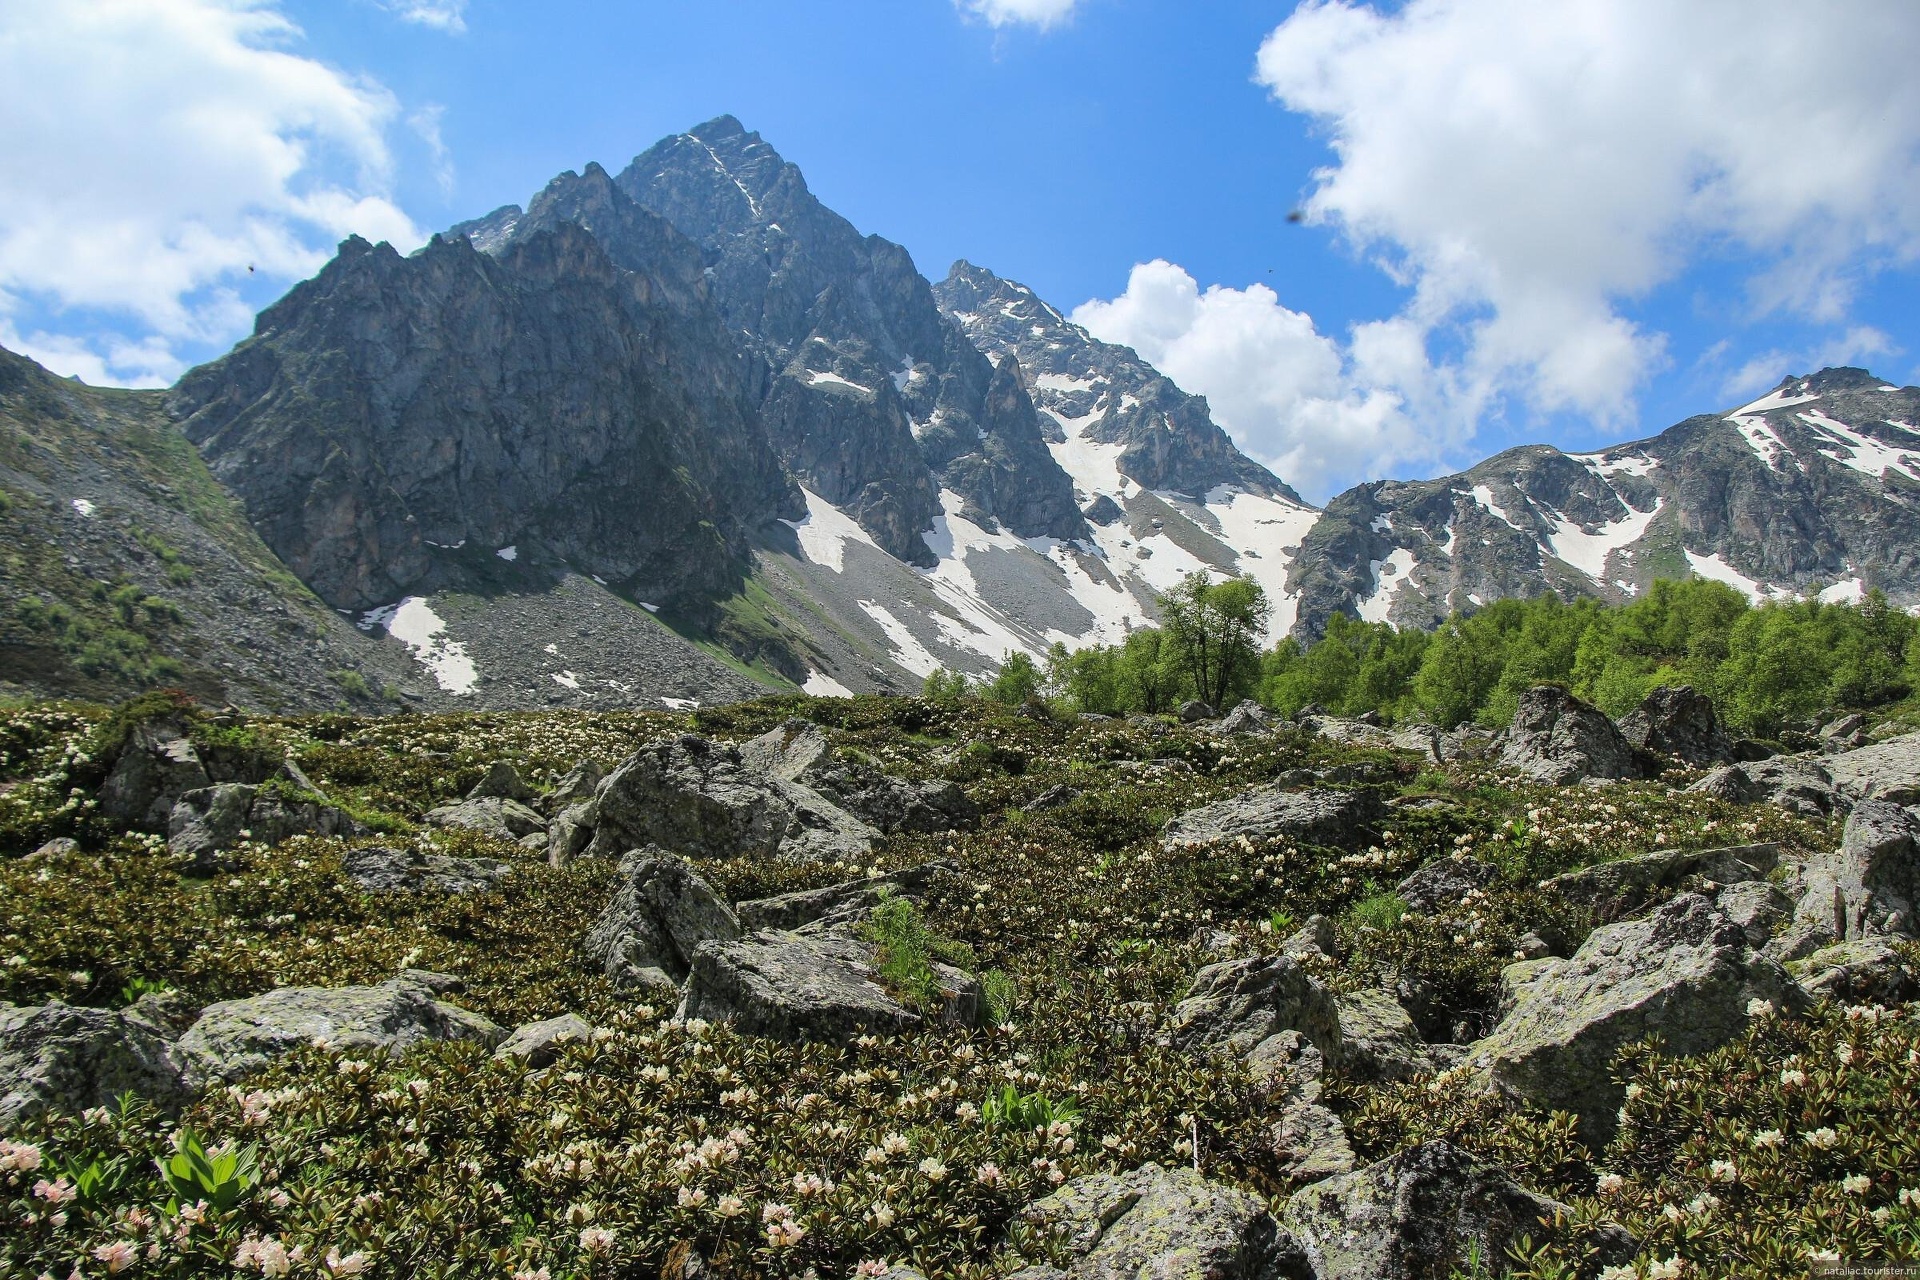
1346, 891, 1409, 932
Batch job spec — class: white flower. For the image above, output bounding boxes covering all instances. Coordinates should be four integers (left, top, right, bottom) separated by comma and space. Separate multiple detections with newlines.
882, 1132, 911, 1156
918, 1158, 948, 1183
1746, 998, 1775, 1018
1709, 1159, 1739, 1183
1752, 1129, 1784, 1149
714, 1195, 746, 1218
1804, 1127, 1840, 1149
1595, 1172, 1625, 1194
1647, 1258, 1684, 1280
869, 1202, 896, 1229
324, 1248, 371, 1276
677, 1186, 707, 1208
1842, 1174, 1872, 1194
578, 1227, 615, 1255
975, 1162, 1004, 1187
1780, 1069, 1807, 1088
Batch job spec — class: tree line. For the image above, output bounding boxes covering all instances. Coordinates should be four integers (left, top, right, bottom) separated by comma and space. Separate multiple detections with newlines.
927, 573, 1920, 739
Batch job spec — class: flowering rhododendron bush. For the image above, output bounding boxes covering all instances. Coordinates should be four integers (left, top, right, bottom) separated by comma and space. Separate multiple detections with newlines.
0, 692, 1909, 1279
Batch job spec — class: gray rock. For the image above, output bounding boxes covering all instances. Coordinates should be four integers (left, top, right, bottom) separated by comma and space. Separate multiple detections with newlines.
583, 849, 742, 988
741, 721, 979, 835
99, 718, 211, 828
1179, 700, 1218, 724
468, 760, 539, 805
1013, 1163, 1310, 1280
1280, 914, 1337, 960
734, 862, 952, 934
1216, 700, 1276, 736
1331, 989, 1432, 1083
0, 997, 187, 1124
1495, 958, 1566, 1020
1024, 783, 1082, 813
1827, 731, 1920, 804
1787, 937, 1918, 1004
1435, 725, 1497, 764
175, 974, 504, 1085
1394, 856, 1497, 914
1164, 787, 1386, 852
1712, 879, 1794, 949
425, 795, 547, 842
493, 1013, 595, 1068
1617, 685, 1734, 765
676, 929, 979, 1043
1170, 955, 1344, 1085
585, 735, 876, 863
1541, 842, 1779, 921
547, 798, 598, 867
545, 760, 605, 814
1821, 712, 1872, 752
1689, 757, 1847, 816
1471, 893, 1804, 1141
1500, 686, 1649, 785
29, 837, 80, 858
1273, 1098, 1358, 1183
168, 783, 367, 867
1778, 801, 1920, 944
343, 845, 511, 894
1279, 1141, 1634, 1280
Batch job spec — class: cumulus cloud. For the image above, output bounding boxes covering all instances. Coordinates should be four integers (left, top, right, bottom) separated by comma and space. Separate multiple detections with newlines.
377, 0, 467, 32
1253, 0, 1920, 448
1720, 327, 1900, 402
1073, 260, 1445, 499
956, 0, 1079, 32
0, 1, 425, 385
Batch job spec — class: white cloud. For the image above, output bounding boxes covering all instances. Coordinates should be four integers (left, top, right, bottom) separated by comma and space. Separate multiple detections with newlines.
410, 104, 456, 197
957, 0, 1079, 32
0, 1, 424, 385
1255, 0, 1920, 439
377, 0, 467, 32
1073, 260, 1448, 499
1720, 327, 1899, 402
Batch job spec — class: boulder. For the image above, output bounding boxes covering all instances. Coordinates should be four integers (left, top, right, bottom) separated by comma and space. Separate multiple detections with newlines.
1773, 801, 1920, 951
1024, 783, 1082, 813
1279, 1141, 1635, 1280
98, 718, 211, 828
1012, 1163, 1310, 1280
1216, 701, 1276, 736
583, 850, 742, 988
1170, 955, 1344, 1085
1688, 757, 1846, 817
1820, 713, 1872, 752
734, 862, 952, 934
1435, 725, 1498, 764
29, 837, 80, 858
1617, 686, 1734, 765
0, 997, 187, 1124
1299, 716, 1394, 750
1393, 856, 1497, 914
741, 721, 979, 835
168, 783, 366, 867
547, 797, 598, 867
584, 735, 876, 863
1711, 879, 1794, 949
343, 845, 511, 894
1471, 893, 1804, 1141
425, 795, 547, 842
467, 760, 540, 805
1164, 787, 1386, 853
493, 1013, 595, 1068
1279, 915, 1338, 960
1500, 686, 1649, 785
1787, 937, 1918, 1004
677, 930, 979, 1043
1541, 843, 1779, 921
545, 760, 605, 814
1272, 1098, 1358, 1183
1179, 701, 1218, 724
1826, 732, 1920, 805
175, 974, 503, 1085
1331, 990, 1432, 1083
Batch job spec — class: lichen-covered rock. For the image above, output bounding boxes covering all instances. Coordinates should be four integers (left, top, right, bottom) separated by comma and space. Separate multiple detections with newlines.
468, 760, 540, 805
168, 783, 367, 867
738, 721, 978, 835
1163, 787, 1386, 853
583, 849, 741, 988
1279, 1141, 1634, 1280
547, 797, 598, 867
343, 845, 511, 894
585, 735, 876, 863
1788, 937, 1919, 1004
1273, 1098, 1358, 1183
1331, 990, 1432, 1083
1178, 700, 1217, 724
1394, 856, 1497, 914
1778, 801, 1920, 946
1215, 700, 1276, 736
1499, 685, 1649, 785
98, 718, 210, 828
175, 975, 504, 1085
1542, 843, 1779, 921
1712, 879, 1794, 949
1688, 758, 1846, 817
676, 930, 979, 1043
1471, 894, 1804, 1141
493, 1013, 595, 1068
1826, 731, 1920, 804
1170, 955, 1344, 1084
1013, 1163, 1310, 1280
1279, 915, 1338, 960
1618, 685, 1734, 765
545, 760, 605, 814
0, 997, 187, 1124
734, 862, 953, 934
425, 795, 547, 842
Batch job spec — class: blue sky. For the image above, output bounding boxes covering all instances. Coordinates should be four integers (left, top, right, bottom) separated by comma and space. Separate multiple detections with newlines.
2, 0, 1916, 500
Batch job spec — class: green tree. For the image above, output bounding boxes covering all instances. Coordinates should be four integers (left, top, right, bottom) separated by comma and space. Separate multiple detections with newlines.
1116, 627, 1184, 714
1160, 573, 1271, 709
985, 651, 1043, 705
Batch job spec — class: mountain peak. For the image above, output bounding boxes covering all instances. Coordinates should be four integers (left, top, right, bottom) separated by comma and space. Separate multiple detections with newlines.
688, 113, 751, 144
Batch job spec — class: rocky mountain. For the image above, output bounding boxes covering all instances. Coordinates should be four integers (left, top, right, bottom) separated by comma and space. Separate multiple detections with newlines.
1286, 366, 1920, 637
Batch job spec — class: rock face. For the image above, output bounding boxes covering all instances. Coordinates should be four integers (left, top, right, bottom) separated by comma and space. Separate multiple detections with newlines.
343, 846, 512, 895
168, 783, 366, 866
1773, 801, 1920, 952
1688, 757, 1846, 817
737, 721, 978, 835
582, 850, 742, 988
1163, 787, 1386, 852
1826, 732, 1920, 805
99, 719, 213, 827
1012, 1163, 1310, 1280
1279, 1141, 1634, 1280
175, 975, 504, 1085
424, 796, 547, 843
1170, 955, 1345, 1084
1618, 685, 1734, 765
1501, 686, 1649, 785
677, 930, 978, 1044
1542, 843, 1779, 921
1789, 937, 1918, 1004
1394, 856, 1497, 914
0, 998, 187, 1124
583, 735, 876, 864
1472, 893, 1803, 1141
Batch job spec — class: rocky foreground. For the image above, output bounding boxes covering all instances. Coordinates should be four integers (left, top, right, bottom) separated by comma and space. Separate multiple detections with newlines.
3, 687, 1920, 1277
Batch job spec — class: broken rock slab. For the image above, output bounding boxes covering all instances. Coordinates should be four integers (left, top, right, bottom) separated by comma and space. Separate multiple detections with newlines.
0, 996, 188, 1125
168, 783, 366, 868
425, 795, 547, 843
1827, 732, 1920, 804
583, 849, 742, 989
343, 845, 512, 895
1766, 801, 1920, 960
1500, 685, 1650, 785
494, 1013, 595, 1068
1541, 842, 1779, 921
733, 862, 953, 934
1618, 685, 1734, 766
1163, 786, 1386, 853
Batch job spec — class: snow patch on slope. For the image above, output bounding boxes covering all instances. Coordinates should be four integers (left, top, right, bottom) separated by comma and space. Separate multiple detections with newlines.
1356, 548, 1416, 624
360, 597, 477, 695
785, 488, 880, 573
1547, 499, 1663, 579
1797, 408, 1920, 480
